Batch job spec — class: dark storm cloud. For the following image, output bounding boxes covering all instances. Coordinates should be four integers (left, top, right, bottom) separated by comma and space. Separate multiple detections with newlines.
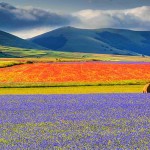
2, 0, 150, 12
1, 2, 150, 38
0, 2, 76, 31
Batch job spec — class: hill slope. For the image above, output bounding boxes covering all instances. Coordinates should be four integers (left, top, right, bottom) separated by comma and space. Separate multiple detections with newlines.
30, 26, 150, 56
1, 46, 150, 63
0, 45, 91, 58
0, 30, 45, 50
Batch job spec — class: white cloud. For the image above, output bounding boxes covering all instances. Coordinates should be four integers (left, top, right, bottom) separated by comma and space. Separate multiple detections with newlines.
2, 2, 150, 38
73, 6, 150, 30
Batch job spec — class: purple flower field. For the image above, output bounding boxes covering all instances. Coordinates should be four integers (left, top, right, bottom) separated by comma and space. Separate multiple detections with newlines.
0, 94, 150, 149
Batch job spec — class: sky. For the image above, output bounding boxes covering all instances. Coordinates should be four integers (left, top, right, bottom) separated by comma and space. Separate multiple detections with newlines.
0, 0, 150, 38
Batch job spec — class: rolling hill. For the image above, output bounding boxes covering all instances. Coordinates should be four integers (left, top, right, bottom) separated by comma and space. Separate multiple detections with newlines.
0, 45, 91, 58
30, 26, 150, 56
0, 30, 45, 50
1, 46, 150, 63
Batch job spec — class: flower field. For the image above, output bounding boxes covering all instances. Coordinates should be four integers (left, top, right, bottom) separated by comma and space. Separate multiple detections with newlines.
0, 94, 150, 149
0, 62, 150, 86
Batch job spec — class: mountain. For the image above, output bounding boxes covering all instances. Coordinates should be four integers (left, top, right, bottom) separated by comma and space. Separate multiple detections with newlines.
30, 26, 150, 56
0, 30, 45, 50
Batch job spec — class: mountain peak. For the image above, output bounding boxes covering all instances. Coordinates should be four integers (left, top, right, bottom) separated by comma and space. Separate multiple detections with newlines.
61, 26, 76, 29
56, 26, 80, 31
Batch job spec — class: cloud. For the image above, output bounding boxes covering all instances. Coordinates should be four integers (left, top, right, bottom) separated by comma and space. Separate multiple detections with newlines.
73, 6, 150, 30
1, 2, 150, 38
0, 2, 76, 32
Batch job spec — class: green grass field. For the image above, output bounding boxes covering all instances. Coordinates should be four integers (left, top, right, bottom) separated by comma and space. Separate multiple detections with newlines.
1, 45, 150, 64
0, 45, 91, 59
0, 80, 148, 88
0, 45, 149, 92
0, 85, 144, 95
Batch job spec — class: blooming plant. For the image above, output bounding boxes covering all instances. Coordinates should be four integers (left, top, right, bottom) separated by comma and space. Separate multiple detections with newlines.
0, 62, 149, 84
0, 94, 149, 149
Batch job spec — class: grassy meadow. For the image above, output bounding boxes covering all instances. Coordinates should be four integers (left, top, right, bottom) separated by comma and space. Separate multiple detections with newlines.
0, 46, 150, 149
0, 45, 150, 93
1, 45, 150, 64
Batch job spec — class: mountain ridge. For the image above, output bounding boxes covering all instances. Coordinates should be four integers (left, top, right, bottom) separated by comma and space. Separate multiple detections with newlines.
29, 26, 150, 56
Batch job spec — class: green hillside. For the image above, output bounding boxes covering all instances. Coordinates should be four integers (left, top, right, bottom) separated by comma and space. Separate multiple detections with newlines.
30, 26, 150, 56
0, 45, 150, 65
0, 30, 45, 50
0, 45, 91, 59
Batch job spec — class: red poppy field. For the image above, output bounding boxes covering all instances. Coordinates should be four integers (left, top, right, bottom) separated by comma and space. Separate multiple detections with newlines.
0, 62, 149, 87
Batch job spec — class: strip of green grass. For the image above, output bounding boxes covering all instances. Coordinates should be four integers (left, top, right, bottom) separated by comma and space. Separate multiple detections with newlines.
0, 80, 148, 88
0, 85, 144, 95
1, 45, 150, 62
0, 60, 23, 68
